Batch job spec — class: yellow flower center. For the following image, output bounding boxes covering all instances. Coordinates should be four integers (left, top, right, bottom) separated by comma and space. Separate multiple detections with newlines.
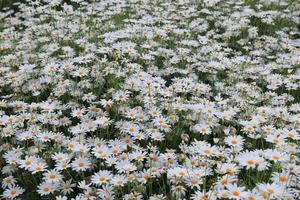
272, 155, 280, 161
246, 160, 255, 165
232, 191, 240, 196
266, 188, 274, 194
221, 179, 228, 186
78, 162, 85, 167
231, 139, 238, 145
10, 190, 17, 195
204, 149, 211, 155
49, 174, 56, 179
279, 176, 287, 182
116, 180, 124, 185
179, 171, 185, 176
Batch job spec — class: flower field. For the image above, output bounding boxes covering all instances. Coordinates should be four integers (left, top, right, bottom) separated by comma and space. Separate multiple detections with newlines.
0, 0, 299, 199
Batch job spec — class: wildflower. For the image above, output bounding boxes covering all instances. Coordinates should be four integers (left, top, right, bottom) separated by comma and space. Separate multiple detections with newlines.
225, 135, 245, 148
226, 184, 247, 199
2, 176, 16, 188
71, 157, 91, 172
37, 182, 57, 196
171, 185, 186, 198
258, 183, 284, 199
194, 124, 212, 135
60, 180, 76, 195
236, 152, 264, 169
43, 169, 63, 183
1, 185, 25, 199
91, 170, 112, 186
111, 175, 128, 187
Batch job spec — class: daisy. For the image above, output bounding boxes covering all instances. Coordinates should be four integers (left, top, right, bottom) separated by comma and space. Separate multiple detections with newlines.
71, 108, 86, 118
97, 185, 115, 200
149, 194, 167, 200
153, 116, 168, 127
130, 150, 147, 162
194, 124, 212, 135
111, 175, 128, 187
56, 196, 68, 200
2, 176, 16, 188
226, 183, 247, 199
236, 152, 264, 169
199, 144, 218, 157
167, 167, 188, 179
265, 134, 286, 145
149, 108, 162, 117
115, 160, 137, 173
149, 130, 165, 141
271, 172, 290, 185
218, 163, 240, 176
125, 123, 140, 136
138, 170, 153, 184
285, 129, 300, 140
71, 67, 89, 78
60, 180, 76, 195
244, 192, 263, 200
43, 169, 63, 183
100, 99, 114, 108
186, 176, 202, 189
191, 191, 217, 200
113, 90, 130, 102
36, 131, 54, 142
225, 135, 245, 148
55, 160, 71, 171
160, 123, 171, 132
30, 161, 48, 174
92, 146, 110, 159
216, 176, 236, 189
37, 182, 57, 196
1, 185, 25, 199
264, 149, 289, 162
171, 185, 186, 198
91, 170, 112, 186
51, 152, 71, 162
71, 157, 91, 172
77, 180, 92, 191
258, 183, 284, 199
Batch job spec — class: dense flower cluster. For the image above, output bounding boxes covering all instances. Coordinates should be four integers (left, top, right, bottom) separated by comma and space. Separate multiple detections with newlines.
0, 0, 299, 199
